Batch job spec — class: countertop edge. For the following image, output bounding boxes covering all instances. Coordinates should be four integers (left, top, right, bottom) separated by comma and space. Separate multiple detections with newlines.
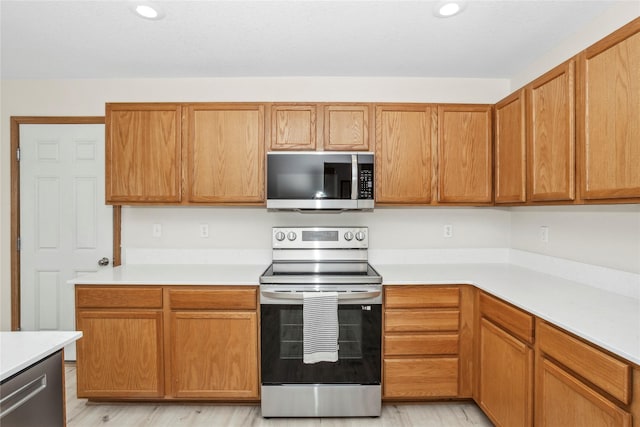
0, 331, 83, 382
68, 263, 640, 365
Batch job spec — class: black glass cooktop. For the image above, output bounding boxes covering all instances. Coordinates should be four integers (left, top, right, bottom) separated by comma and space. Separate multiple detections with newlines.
259, 264, 382, 285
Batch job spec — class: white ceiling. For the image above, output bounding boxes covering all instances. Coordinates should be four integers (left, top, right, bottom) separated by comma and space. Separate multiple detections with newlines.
0, 0, 627, 80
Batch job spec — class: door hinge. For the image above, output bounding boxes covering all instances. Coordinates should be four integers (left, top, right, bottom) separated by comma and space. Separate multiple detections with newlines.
16, 147, 20, 161
17, 237, 21, 251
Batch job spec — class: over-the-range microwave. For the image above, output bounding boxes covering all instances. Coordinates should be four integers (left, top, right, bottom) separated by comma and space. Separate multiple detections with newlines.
266, 151, 374, 211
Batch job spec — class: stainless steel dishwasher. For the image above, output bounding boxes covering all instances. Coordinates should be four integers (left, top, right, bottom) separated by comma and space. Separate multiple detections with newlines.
0, 351, 65, 427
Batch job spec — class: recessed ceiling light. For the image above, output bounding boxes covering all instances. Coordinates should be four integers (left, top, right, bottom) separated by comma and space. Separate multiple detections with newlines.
434, 1, 466, 18
129, 1, 165, 20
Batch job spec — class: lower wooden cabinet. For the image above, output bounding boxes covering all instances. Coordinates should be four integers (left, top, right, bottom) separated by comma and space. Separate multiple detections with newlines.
477, 292, 534, 427
537, 358, 631, 427
76, 310, 164, 398
75, 285, 259, 401
535, 320, 633, 427
170, 311, 258, 399
383, 285, 472, 400
478, 318, 533, 426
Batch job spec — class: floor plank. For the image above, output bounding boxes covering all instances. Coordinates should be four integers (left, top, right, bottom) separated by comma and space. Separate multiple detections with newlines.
65, 365, 493, 426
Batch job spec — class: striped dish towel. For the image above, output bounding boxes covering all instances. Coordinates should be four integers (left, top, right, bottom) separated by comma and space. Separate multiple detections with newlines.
303, 292, 339, 364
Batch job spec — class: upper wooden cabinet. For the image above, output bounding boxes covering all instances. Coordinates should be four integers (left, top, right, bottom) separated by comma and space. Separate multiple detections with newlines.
269, 103, 371, 151
106, 103, 182, 203
269, 104, 317, 150
526, 60, 576, 202
494, 90, 526, 204
437, 105, 493, 204
106, 102, 265, 205
323, 104, 371, 151
578, 18, 640, 201
184, 104, 265, 203
375, 105, 435, 204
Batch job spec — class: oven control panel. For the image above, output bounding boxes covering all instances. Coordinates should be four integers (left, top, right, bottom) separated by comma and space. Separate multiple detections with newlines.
272, 226, 368, 249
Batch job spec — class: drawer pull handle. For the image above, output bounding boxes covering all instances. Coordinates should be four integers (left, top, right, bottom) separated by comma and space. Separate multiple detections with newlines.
0, 374, 47, 419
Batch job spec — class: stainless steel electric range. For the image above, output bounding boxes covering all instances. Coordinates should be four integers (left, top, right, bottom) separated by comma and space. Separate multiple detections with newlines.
259, 226, 383, 418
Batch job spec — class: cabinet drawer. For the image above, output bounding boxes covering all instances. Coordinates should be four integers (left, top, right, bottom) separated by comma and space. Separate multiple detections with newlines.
480, 292, 534, 344
168, 287, 257, 310
385, 286, 460, 309
76, 286, 163, 309
538, 321, 631, 404
538, 358, 632, 426
385, 333, 459, 356
383, 357, 459, 398
385, 309, 459, 332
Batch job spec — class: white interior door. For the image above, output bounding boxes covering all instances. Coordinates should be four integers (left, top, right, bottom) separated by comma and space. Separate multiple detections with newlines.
20, 124, 113, 360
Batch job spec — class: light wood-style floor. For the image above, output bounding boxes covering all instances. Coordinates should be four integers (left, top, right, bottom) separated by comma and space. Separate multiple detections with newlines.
65, 365, 494, 426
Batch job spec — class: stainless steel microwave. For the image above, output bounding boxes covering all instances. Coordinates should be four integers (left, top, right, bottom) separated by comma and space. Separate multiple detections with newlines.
266, 152, 374, 211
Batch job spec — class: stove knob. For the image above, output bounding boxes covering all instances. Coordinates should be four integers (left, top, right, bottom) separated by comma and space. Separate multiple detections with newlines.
355, 231, 366, 241
287, 231, 297, 241
344, 231, 354, 241
275, 231, 286, 241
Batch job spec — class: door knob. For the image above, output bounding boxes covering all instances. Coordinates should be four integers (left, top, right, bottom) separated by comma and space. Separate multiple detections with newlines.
98, 257, 110, 267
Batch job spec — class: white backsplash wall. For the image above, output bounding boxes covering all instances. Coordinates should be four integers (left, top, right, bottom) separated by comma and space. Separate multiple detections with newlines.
121, 206, 512, 262
122, 205, 640, 275
510, 205, 640, 274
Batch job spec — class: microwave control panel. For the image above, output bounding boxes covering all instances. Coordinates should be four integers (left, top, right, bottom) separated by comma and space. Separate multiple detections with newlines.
359, 166, 374, 199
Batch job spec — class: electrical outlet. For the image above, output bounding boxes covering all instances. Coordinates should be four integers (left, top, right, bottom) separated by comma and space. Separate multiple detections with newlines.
540, 226, 549, 243
199, 224, 209, 238
152, 223, 162, 238
443, 224, 453, 238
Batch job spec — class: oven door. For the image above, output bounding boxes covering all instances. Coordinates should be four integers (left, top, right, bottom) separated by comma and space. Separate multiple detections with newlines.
260, 289, 381, 385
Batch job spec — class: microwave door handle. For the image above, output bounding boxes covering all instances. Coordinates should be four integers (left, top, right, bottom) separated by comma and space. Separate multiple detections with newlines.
351, 154, 358, 200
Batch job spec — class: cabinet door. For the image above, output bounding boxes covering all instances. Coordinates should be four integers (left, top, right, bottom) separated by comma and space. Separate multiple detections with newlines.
494, 90, 526, 204
270, 104, 317, 150
536, 358, 631, 427
527, 60, 575, 201
106, 103, 182, 203
170, 311, 259, 399
479, 318, 533, 427
437, 105, 493, 203
578, 21, 640, 200
375, 105, 435, 204
185, 104, 264, 203
76, 310, 164, 398
323, 104, 371, 151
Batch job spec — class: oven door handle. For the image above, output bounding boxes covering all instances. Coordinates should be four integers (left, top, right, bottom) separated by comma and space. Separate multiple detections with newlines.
260, 290, 381, 300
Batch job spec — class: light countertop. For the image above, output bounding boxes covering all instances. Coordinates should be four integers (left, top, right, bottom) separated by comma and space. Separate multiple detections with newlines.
69, 262, 640, 365
0, 331, 82, 382
69, 264, 268, 286
376, 263, 640, 365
